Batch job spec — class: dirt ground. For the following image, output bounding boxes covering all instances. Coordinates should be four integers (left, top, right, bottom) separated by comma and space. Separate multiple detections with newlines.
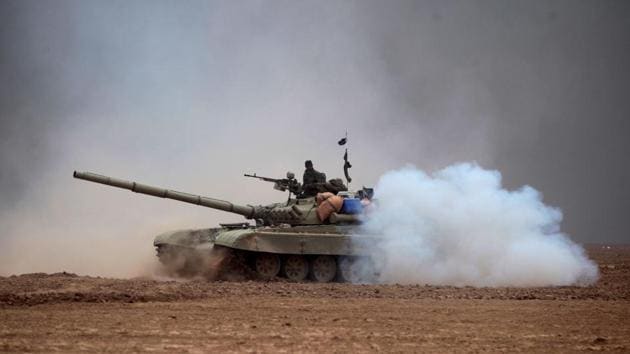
1, 245, 629, 353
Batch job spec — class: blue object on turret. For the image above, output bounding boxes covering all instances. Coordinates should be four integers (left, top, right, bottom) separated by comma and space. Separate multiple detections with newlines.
341, 198, 363, 214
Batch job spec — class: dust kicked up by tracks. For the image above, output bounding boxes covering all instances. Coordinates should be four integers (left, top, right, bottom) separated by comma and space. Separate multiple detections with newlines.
1, 245, 629, 306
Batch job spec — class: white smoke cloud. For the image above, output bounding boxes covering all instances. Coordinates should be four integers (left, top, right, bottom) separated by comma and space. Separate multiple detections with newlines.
357, 163, 599, 287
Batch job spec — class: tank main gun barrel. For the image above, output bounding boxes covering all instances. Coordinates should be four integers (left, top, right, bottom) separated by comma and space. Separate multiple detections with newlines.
73, 171, 257, 218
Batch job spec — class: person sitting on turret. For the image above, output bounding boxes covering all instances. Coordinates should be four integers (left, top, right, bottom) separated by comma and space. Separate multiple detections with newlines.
303, 160, 326, 185
301, 160, 349, 197
302, 160, 327, 197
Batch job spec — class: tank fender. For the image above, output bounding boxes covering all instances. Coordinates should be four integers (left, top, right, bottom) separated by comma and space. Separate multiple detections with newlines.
213, 228, 373, 256
153, 228, 219, 248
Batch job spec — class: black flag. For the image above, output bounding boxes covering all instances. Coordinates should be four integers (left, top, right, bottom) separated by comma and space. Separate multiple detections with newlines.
343, 149, 352, 183
338, 137, 347, 145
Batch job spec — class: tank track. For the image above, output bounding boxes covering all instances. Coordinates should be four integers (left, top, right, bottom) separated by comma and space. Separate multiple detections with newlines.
156, 244, 375, 283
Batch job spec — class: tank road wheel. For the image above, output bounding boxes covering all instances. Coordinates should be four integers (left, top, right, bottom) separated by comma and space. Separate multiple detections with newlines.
338, 256, 361, 283
310, 255, 337, 283
254, 253, 281, 279
282, 255, 309, 282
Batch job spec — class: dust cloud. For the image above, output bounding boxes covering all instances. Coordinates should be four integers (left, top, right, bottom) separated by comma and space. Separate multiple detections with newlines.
358, 163, 599, 286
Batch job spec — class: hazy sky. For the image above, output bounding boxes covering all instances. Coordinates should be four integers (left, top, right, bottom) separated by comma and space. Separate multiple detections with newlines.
0, 0, 628, 275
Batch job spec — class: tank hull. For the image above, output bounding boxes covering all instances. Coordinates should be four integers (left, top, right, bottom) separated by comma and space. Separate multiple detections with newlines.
153, 226, 377, 282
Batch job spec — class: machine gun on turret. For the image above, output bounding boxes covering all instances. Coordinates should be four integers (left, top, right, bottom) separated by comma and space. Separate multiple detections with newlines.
244, 172, 302, 196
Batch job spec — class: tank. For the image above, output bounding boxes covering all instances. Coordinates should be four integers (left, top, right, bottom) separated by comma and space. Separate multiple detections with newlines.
73, 171, 376, 282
